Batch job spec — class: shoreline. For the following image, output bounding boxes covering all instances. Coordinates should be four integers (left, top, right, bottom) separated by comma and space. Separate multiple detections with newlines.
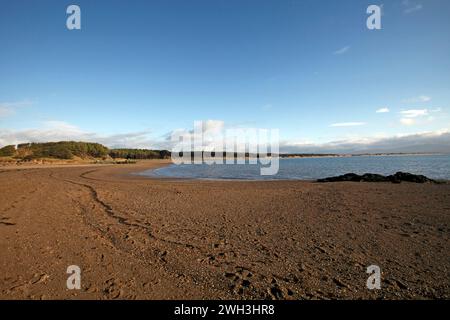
1, 161, 449, 299
2, 159, 448, 183
1, 159, 448, 183
132, 160, 450, 183
280, 152, 450, 159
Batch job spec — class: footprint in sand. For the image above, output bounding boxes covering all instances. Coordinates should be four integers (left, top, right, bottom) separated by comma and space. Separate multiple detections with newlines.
224, 267, 254, 295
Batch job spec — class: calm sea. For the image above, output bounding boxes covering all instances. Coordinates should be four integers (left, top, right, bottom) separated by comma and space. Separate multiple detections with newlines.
139, 154, 450, 180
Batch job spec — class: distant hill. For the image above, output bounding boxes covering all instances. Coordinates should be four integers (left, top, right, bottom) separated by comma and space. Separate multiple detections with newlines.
1, 141, 446, 162
0, 141, 171, 161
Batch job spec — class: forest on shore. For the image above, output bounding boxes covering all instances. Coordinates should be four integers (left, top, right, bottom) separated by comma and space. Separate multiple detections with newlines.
0, 141, 171, 161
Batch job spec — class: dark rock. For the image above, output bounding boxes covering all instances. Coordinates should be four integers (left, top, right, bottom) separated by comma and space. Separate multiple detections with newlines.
317, 172, 436, 184
387, 171, 434, 183
317, 173, 363, 182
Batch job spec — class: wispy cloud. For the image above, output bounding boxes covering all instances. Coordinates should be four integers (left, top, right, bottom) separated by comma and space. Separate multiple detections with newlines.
376, 107, 390, 113
402, 0, 423, 14
398, 108, 445, 126
418, 95, 431, 102
0, 100, 34, 109
0, 107, 14, 118
333, 46, 350, 55
0, 99, 34, 118
0, 120, 160, 149
404, 4, 423, 14
402, 95, 431, 103
400, 118, 416, 126
400, 109, 428, 118
399, 108, 430, 126
2, 120, 450, 154
330, 122, 366, 127
280, 129, 450, 154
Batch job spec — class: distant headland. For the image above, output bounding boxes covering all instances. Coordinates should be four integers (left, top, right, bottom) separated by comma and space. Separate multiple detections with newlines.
0, 141, 444, 166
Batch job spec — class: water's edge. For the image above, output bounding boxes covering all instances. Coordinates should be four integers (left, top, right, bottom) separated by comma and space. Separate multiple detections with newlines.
136, 155, 450, 181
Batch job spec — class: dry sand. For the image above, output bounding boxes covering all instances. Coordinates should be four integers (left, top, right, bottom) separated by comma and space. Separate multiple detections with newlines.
0, 160, 449, 299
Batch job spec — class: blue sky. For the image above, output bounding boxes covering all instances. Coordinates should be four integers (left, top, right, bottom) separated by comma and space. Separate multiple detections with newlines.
1, 0, 450, 151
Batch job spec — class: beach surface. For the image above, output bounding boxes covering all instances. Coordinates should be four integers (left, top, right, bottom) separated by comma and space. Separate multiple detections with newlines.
0, 160, 449, 299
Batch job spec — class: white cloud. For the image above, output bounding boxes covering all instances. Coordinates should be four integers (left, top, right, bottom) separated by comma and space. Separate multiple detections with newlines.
0, 121, 160, 149
0, 107, 14, 118
398, 108, 445, 126
376, 107, 390, 113
333, 46, 350, 55
2, 120, 450, 154
0, 100, 34, 109
280, 129, 450, 154
400, 109, 428, 118
400, 118, 415, 126
330, 122, 366, 127
43, 120, 84, 133
403, 95, 431, 103
402, 0, 423, 14
404, 4, 423, 14
418, 95, 431, 102
167, 120, 251, 152
0, 99, 34, 118
201, 120, 224, 134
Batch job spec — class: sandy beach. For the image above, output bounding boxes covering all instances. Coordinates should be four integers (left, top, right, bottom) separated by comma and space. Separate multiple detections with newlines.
0, 160, 449, 299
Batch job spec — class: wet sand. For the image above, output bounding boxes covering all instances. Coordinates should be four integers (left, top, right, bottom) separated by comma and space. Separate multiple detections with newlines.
0, 160, 449, 299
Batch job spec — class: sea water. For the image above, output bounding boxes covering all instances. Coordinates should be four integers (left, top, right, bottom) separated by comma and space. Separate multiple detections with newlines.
139, 154, 450, 180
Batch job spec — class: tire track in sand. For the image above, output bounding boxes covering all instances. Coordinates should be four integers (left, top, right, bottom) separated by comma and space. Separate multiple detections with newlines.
48, 169, 200, 252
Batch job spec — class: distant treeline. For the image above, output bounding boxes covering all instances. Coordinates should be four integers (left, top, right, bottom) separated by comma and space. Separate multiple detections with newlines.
2, 142, 384, 161
174, 152, 338, 159
0, 141, 171, 160
174, 151, 274, 159
279, 153, 338, 158
109, 149, 171, 159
